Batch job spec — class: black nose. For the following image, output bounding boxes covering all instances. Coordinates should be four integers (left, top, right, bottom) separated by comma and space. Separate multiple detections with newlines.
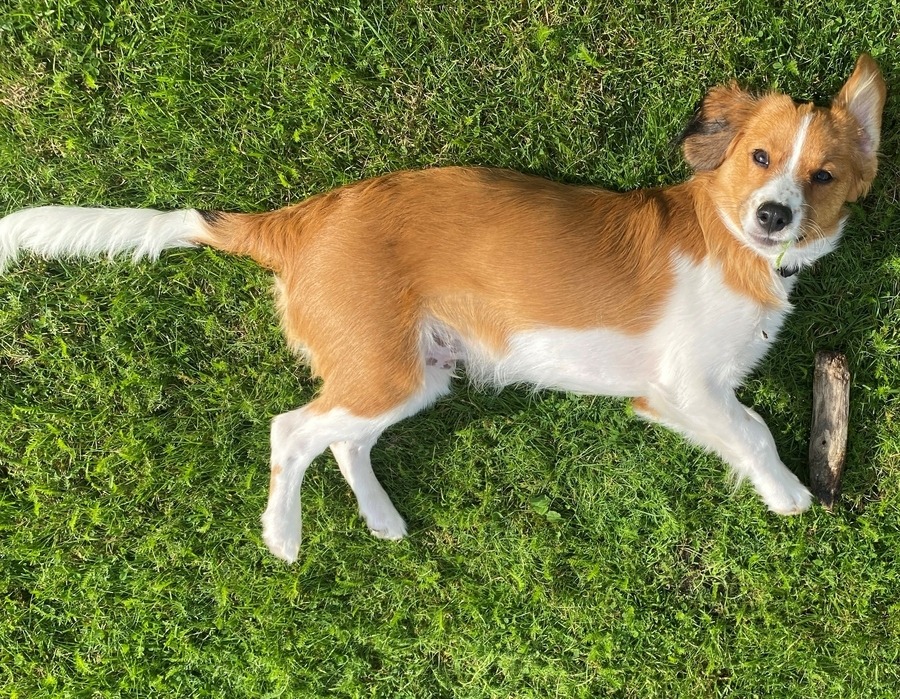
756, 202, 793, 234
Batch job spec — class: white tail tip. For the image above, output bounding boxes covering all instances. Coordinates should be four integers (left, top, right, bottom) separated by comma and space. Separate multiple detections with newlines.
0, 206, 207, 272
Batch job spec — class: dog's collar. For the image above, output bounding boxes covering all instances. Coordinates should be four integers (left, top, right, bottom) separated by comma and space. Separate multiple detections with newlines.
776, 264, 799, 278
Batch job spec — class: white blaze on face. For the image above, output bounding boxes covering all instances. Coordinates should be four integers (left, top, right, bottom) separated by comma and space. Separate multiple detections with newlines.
741, 113, 814, 242
785, 112, 813, 175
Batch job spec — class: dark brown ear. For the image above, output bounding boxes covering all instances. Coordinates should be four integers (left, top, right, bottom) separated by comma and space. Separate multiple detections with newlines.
681, 83, 759, 171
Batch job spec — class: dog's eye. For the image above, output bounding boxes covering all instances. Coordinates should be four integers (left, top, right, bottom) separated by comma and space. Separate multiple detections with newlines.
813, 169, 833, 184
752, 150, 769, 168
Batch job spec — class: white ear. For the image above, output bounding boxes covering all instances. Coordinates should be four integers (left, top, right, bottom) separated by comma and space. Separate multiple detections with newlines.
834, 54, 887, 157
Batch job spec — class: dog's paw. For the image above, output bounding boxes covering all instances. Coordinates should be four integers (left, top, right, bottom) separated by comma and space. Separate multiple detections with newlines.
364, 506, 408, 541
261, 509, 301, 564
757, 471, 813, 515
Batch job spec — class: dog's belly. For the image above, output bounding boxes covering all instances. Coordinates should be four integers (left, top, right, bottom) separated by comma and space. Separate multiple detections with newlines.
426, 256, 793, 398
463, 327, 650, 396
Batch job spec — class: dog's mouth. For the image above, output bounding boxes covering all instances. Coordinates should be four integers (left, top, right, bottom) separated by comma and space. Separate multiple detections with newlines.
749, 231, 791, 249
748, 229, 807, 251
719, 206, 810, 260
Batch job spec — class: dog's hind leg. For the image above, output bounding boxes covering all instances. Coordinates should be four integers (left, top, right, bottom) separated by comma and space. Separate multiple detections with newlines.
326, 351, 456, 541
330, 440, 408, 541
262, 353, 454, 563
262, 401, 345, 563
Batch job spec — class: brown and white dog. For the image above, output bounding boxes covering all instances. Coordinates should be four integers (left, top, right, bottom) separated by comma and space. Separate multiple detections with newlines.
0, 55, 886, 562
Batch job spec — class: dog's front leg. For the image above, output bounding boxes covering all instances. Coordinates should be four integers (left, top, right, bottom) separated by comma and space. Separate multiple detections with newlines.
634, 384, 813, 514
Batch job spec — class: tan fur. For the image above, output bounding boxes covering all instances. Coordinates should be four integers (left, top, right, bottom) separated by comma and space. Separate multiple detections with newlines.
710, 98, 877, 250
269, 463, 282, 493
832, 53, 886, 200
193, 57, 883, 418
682, 82, 763, 172
631, 397, 656, 418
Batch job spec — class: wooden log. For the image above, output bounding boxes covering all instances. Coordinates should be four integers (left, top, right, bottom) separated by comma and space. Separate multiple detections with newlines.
808, 351, 851, 510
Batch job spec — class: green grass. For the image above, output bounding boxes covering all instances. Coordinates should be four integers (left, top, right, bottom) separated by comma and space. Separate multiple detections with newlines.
1, 1, 899, 696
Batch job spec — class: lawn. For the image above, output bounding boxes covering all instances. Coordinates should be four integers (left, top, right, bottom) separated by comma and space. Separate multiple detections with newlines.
1, 1, 898, 696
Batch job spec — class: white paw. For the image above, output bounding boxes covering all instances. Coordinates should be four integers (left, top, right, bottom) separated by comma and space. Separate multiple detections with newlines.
364, 505, 408, 541
261, 508, 301, 564
756, 470, 813, 515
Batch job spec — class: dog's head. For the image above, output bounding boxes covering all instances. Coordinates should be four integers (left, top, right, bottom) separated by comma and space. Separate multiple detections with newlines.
682, 55, 886, 268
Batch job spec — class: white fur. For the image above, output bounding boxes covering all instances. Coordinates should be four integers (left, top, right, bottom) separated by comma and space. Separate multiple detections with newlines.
785, 113, 813, 175
780, 218, 845, 270
462, 257, 789, 396
463, 325, 645, 395
0, 206, 205, 271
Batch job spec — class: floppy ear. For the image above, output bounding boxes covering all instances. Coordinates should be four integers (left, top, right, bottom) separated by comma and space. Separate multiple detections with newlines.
832, 54, 887, 200
680, 83, 759, 171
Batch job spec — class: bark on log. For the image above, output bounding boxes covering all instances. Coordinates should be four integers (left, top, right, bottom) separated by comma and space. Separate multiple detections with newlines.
809, 351, 850, 510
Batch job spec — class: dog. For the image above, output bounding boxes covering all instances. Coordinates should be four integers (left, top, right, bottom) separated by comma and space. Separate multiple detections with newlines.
0, 55, 885, 563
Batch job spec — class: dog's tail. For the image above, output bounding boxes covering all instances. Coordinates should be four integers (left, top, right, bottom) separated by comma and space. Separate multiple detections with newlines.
0, 205, 300, 272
